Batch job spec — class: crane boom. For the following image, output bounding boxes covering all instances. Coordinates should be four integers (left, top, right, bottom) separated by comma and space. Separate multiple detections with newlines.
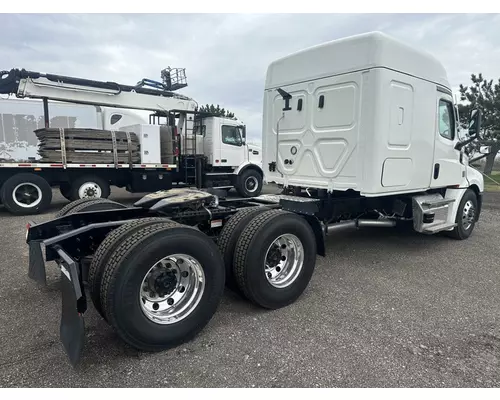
0, 68, 198, 114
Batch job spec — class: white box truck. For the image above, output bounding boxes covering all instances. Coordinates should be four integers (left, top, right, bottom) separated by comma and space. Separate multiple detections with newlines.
25, 32, 484, 365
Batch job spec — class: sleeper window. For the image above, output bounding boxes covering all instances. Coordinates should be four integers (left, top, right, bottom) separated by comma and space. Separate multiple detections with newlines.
438, 100, 455, 140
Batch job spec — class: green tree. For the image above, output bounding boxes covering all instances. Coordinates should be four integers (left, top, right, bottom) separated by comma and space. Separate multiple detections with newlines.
198, 104, 236, 119
458, 73, 500, 175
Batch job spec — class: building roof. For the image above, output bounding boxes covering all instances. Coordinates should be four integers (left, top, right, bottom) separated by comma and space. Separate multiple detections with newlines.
265, 31, 450, 90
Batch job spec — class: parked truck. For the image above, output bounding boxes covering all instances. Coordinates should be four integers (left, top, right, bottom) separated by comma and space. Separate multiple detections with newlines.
0, 68, 263, 215
24, 32, 483, 365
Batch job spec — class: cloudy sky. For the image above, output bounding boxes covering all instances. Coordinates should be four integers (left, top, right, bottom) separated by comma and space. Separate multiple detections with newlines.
1, 13, 499, 143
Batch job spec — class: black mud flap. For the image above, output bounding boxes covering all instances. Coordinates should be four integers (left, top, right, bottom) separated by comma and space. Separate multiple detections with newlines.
56, 248, 86, 366
28, 240, 46, 285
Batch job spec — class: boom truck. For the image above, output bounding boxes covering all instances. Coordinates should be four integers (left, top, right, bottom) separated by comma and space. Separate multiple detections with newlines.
0, 67, 263, 215
24, 32, 484, 365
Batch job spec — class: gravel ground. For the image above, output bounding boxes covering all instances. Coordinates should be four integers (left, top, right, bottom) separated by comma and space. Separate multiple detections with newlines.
0, 187, 499, 388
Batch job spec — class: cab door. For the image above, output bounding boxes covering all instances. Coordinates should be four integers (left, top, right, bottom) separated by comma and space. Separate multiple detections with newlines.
430, 92, 465, 188
219, 123, 245, 167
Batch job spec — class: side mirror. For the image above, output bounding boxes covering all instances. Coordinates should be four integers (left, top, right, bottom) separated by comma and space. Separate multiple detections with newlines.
238, 126, 246, 145
454, 108, 483, 151
277, 88, 292, 112
468, 109, 482, 138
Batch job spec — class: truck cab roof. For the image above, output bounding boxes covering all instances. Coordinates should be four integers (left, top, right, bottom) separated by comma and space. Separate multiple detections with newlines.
265, 31, 450, 91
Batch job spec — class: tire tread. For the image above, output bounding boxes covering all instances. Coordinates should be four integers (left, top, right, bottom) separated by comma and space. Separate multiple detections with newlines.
217, 206, 268, 291
88, 217, 175, 318
233, 209, 290, 303
56, 197, 113, 218
100, 222, 180, 322
100, 222, 224, 351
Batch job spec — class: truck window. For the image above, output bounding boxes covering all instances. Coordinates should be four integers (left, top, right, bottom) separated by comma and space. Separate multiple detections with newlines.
222, 125, 242, 146
194, 125, 206, 136
438, 100, 454, 140
110, 114, 122, 125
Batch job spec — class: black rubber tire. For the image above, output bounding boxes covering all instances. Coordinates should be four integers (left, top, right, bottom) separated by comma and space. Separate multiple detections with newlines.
69, 175, 111, 201
56, 198, 126, 218
100, 223, 225, 352
233, 209, 317, 309
0, 173, 52, 215
69, 199, 126, 214
217, 206, 268, 294
447, 189, 478, 240
235, 169, 263, 198
88, 217, 176, 320
59, 183, 72, 201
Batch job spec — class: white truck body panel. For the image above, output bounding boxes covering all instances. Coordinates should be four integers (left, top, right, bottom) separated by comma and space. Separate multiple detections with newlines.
263, 31, 463, 196
248, 144, 262, 170
120, 124, 162, 164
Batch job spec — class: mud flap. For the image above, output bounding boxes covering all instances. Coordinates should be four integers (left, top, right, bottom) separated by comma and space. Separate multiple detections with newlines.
56, 248, 86, 366
28, 240, 46, 285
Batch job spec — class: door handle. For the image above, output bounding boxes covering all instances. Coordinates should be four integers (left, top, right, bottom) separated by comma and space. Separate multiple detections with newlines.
433, 163, 440, 179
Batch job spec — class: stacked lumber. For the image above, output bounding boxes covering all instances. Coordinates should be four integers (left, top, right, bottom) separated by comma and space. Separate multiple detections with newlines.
160, 125, 175, 164
34, 128, 141, 164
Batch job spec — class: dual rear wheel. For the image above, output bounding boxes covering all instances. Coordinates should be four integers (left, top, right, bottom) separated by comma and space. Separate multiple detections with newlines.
218, 208, 317, 309
82, 206, 316, 352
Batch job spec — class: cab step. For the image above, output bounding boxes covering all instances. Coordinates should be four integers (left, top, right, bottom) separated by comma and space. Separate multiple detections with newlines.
422, 222, 457, 234
412, 193, 456, 234
421, 198, 455, 209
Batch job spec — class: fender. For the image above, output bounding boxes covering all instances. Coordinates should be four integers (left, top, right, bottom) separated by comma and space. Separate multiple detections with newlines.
233, 160, 264, 177
443, 165, 484, 227
466, 165, 485, 193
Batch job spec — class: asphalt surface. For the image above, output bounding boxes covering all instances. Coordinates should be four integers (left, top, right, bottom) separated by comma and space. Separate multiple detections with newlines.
0, 187, 499, 387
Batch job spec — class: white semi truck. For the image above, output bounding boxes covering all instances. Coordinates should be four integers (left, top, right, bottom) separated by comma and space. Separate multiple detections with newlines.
25, 32, 484, 365
0, 68, 263, 214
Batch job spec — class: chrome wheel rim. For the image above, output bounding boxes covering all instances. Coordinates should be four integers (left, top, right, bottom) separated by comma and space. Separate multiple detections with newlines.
462, 200, 475, 231
78, 182, 102, 198
139, 254, 205, 325
245, 176, 259, 193
264, 233, 304, 288
12, 183, 42, 208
